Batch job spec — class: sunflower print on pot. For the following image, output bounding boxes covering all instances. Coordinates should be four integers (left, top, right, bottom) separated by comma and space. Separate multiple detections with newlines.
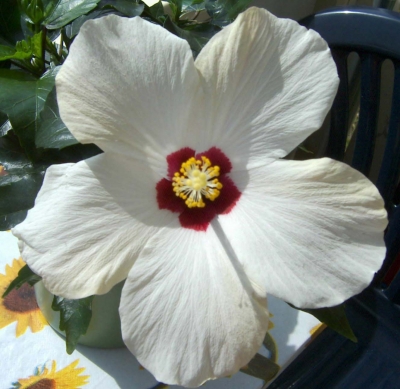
12, 359, 89, 388
0, 258, 47, 336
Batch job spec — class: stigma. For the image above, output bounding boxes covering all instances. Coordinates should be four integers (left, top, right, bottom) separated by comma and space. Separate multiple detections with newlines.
172, 156, 223, 208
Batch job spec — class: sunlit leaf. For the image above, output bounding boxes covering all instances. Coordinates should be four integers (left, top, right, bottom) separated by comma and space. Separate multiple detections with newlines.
0, 44, 31, 61
44, 0, 101, 29
0, 32, 43, 63
0, 67, 59, 158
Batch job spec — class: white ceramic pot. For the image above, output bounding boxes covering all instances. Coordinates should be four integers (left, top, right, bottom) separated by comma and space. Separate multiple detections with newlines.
35, 280, 125, 348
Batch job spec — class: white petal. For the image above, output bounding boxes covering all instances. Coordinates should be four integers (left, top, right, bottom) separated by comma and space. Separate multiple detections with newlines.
142, 0, 159, 6
218, 158, 388, 308
120, 224, 269, 387
12, 154, 175, 299
56, 15, 201, 174
194, 7, 339, 169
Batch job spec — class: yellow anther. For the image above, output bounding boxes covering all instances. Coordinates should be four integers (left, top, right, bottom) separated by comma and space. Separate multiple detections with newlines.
171, 156, 223, 208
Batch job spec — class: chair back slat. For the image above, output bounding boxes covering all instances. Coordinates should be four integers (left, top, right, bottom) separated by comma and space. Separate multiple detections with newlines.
327, 50, 349, 161
301, 7, 400, 61
352, 53, 382, 175
268, 8, 400, 389
300, 7, 400, 284
377, 61, 400, 207
301, 7, 400, 204
382, 206, 400, 300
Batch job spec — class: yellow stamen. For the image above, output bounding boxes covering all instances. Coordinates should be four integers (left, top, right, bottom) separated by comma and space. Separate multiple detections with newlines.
172, 156, 223, 208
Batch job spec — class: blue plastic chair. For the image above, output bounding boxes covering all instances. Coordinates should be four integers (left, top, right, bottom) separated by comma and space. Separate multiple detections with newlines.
267, 6, 400, 389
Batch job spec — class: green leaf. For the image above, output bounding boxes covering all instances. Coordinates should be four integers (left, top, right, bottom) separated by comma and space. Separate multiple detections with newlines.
169, 0, 182, 20
52, 142, 103, 163
65, 9, 113, 38
29, 30, 43, 58
0, 32, 43, 62
24, 0, 45, 24
0, 67, 59, 158
52, 295, 94, 354
2, 264, 41, 298
36, 87, 78, 149
0, 44, 31, 61
0, 0, 24, 45
99, 0, 144, 17
44, 0, 101, 29
164, 17, 220, 56
182, 0, 206, 11
205, 0, 251, 26
0, 209, 29, 230
0, 133, 47, 229
240, 352, 280, 382
296, 303, 357, 343
147, 1, 166, 22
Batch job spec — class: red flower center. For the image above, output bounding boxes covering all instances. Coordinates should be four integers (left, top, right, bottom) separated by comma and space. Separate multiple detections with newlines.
156, 147, 241, 231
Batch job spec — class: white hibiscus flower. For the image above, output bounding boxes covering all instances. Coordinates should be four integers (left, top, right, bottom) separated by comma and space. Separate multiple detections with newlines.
13, 7, 387, 388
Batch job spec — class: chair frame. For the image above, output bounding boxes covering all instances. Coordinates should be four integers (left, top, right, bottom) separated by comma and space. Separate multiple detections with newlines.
266, 6, 400, 389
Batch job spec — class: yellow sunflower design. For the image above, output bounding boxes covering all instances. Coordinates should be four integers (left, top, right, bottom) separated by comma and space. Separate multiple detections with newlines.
12, 359, 89, 388
0, 258, 47, 336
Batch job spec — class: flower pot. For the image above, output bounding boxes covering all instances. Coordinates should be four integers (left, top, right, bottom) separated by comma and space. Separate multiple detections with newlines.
34, 280, 125, 348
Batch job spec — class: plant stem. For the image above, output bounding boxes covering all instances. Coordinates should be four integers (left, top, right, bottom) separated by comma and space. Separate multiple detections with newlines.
10, 60, 40, 76
174, 2, 182, 23
58, 30, 64, 57
41, 26, 47, 73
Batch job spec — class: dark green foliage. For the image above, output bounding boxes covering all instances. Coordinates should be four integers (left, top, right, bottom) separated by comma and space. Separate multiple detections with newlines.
2, 264, 41, 298
294, 303, 358, 342
0, 132, 48, 229
36, 86, 78, 149
240, 352, 280, 382
44, 0, 101, 29
52, 295, 94, 354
